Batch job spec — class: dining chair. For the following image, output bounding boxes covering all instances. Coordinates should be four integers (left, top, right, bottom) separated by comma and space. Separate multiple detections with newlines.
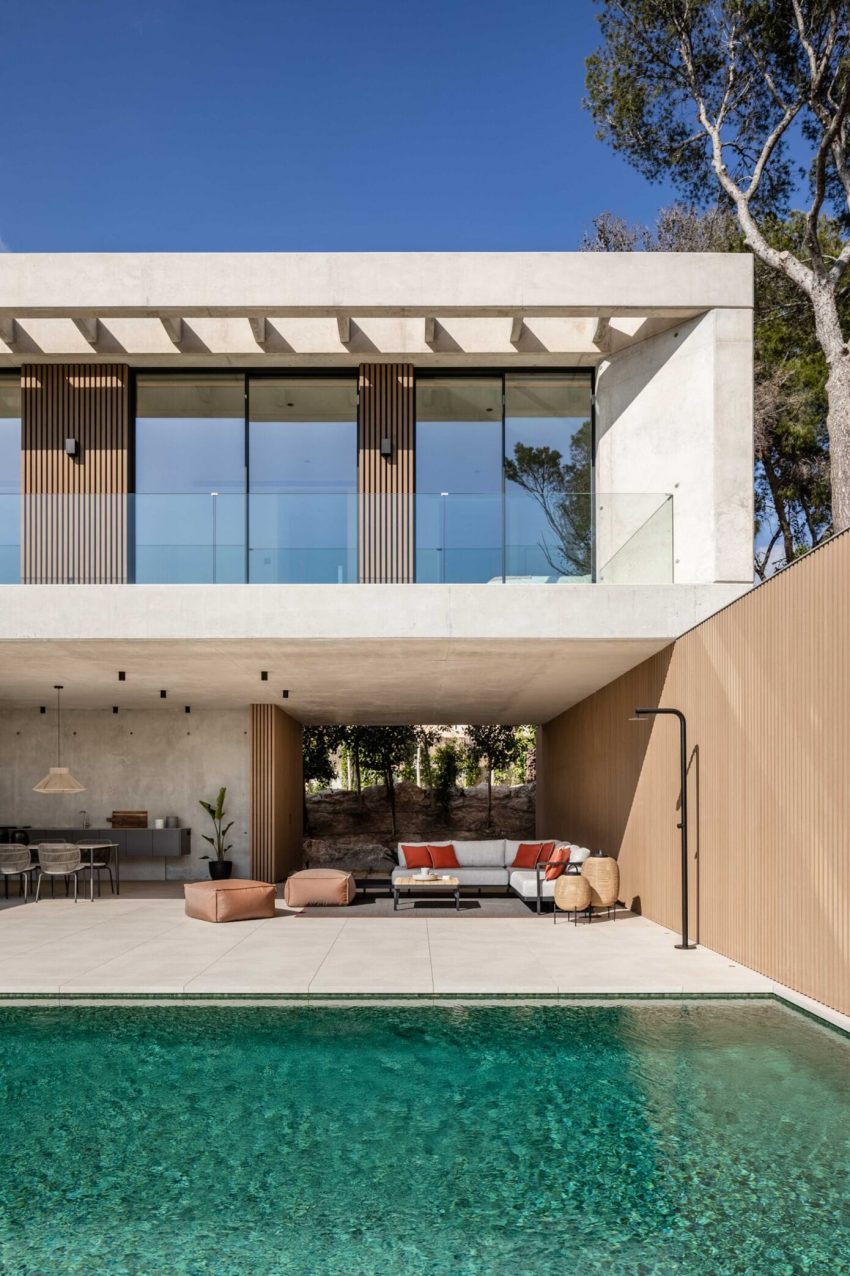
35, 843, 87, 902
0, 844, 38, 902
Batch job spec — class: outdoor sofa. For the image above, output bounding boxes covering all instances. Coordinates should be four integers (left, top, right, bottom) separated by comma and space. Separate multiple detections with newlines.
393, 839, 592, 912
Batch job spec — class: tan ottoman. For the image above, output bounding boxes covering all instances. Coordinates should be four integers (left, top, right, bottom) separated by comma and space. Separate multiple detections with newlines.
184, 878, 277, 923
284, 868, 355, 908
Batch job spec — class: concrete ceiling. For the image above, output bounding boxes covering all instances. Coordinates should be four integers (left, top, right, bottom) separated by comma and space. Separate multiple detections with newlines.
0, 637, 669, 725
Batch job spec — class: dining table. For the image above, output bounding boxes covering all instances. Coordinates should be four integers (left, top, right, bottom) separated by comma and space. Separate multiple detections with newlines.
74, 841, 121, 902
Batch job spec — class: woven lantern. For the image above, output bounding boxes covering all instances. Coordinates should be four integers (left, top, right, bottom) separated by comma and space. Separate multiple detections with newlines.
581, 857, 619, 911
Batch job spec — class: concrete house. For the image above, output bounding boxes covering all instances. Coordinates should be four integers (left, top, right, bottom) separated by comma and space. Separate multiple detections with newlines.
0, 251, 754, 880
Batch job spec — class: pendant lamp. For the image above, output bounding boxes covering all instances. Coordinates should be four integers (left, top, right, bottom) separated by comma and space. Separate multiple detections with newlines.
33, 685, 85, 794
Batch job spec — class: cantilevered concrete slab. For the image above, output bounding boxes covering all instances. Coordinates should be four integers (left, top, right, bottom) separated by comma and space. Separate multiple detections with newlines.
0, 581, 748, 722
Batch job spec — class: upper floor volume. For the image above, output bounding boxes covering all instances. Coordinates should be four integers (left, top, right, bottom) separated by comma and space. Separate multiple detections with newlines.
0, 252, 754, 590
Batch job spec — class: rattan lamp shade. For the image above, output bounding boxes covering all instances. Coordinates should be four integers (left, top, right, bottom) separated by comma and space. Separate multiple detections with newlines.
582, 857, 619, 908
32, 766, 86, 795
32, 685, 85, 794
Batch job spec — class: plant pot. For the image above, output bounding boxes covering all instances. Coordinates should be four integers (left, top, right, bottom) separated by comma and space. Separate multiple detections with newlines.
208, 860, 233, 881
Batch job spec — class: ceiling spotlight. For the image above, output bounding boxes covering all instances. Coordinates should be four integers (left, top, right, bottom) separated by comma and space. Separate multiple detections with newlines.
160, 690, 167, 699
112, 706, 118, 714
261, 671, 269, 681
282, 689, 289, 699
39, 706, 46, 714
185, 706, 191, 714
118, 671, 126, 682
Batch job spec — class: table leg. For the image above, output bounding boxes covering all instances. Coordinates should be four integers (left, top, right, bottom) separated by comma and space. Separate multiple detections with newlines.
393, 887, 399, 912
455, 888, 460, 912
115, 843, 120, 896
90, 859, 94, 903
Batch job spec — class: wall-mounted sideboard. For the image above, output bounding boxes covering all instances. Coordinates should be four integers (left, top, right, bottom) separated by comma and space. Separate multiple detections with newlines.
22, 828, 191, 857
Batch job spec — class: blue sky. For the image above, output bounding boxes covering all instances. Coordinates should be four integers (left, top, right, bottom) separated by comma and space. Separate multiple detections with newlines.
1, 0, 676, 252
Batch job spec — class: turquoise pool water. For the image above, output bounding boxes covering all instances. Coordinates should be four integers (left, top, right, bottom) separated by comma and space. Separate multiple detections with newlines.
0, 1001, 848, 1274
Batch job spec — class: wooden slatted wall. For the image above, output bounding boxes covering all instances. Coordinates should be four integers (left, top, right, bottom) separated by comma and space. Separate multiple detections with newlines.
358, 363, 414, 582
538, 528, 850, 1016
250, 704, 304, 883
21, 364, 129, 583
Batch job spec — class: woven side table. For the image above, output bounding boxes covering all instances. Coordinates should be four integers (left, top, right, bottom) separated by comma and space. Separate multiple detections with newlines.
553, 873, 591, 925
581, 857, 620, 921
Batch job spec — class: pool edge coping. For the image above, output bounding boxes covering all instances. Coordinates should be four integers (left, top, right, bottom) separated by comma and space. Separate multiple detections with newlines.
0, 989, 848, 1040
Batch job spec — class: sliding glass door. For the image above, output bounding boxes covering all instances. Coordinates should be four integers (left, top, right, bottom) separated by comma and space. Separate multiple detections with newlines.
415, 378, 503, 582
248, 378, 357, 583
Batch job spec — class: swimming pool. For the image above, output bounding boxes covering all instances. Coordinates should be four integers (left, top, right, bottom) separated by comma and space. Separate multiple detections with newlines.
0, 1000, 847, 1274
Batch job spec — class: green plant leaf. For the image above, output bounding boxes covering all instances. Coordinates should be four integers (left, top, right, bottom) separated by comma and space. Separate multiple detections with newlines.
201, 834, 215, 846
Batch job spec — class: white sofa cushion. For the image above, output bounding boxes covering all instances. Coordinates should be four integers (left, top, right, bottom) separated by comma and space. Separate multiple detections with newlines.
452, 839, 505, 867
509, 868, 558, 900
392, 866, 508, 887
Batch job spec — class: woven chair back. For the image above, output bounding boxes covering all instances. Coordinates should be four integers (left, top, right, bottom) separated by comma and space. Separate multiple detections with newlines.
37, 844, 83, 874
0, 845, 33, 873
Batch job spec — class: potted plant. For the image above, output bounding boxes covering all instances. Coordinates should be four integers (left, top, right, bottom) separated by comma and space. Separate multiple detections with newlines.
199, 786, 234, 880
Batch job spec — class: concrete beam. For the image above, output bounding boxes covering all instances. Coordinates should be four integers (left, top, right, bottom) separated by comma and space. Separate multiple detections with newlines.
161, 317, 183, 347
0, 252, 755, 318
249, 317, 268, 346
592, 317, 612, 352
337, 316, 351, 344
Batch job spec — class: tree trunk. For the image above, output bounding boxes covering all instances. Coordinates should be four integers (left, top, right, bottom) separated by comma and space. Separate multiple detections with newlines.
811, 282, 850, 532
486, 767, 493, 829
761, 456, 796, 565
353, 742, 362, 801
385, 767, 397, 836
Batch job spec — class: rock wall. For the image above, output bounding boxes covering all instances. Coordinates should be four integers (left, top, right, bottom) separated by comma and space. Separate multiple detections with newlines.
304, 780, 536, 870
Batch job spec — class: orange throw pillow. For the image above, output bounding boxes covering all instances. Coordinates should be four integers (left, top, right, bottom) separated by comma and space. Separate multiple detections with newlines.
544, 845, 571, 880
400, 844, 432, 870
429, 843, 460, 869
512, 841, 554, 869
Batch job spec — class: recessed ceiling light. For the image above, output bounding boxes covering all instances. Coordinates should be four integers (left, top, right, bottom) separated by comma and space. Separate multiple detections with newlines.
261, 671, 268, 681
282, 689, 289, 699
118, 671, 126, 682
160, 690, 167, 699
112, 706, 118, 714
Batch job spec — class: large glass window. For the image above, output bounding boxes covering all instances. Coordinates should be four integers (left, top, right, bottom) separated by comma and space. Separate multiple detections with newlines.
504, 375, 593, 580
135, 376, 245, 583
0, 378, 21, 583
248, 378, 357, 582
415, 378, 502, 582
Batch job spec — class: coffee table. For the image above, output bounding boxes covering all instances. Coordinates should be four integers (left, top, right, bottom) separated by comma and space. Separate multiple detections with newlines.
393, 874, 461, 911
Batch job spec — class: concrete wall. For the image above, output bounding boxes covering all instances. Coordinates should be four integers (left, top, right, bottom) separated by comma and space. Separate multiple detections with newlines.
0, 707, 251, 879
595, 309, 754, 586
537, 529, 850, 1017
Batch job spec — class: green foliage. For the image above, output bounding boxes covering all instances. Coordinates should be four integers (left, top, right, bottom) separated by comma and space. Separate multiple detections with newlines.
198, 785, 233, 862
584, 2, 850, 532
503, 422, 593, 576
303, 726, 346, 792
460, 744, 482, 787
465, 725, 522, 827
584, 1, 841, 217
431, 742, 461, 821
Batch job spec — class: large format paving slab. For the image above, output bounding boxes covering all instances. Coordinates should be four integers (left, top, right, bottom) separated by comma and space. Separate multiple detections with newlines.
0, 884, 775, 997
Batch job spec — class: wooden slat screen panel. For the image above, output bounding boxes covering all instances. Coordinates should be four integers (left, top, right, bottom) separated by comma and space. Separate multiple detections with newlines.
358, 363, 414, 582
538, 528, 850, 1016
250, 704, 304, 882
21, 364, 129, 583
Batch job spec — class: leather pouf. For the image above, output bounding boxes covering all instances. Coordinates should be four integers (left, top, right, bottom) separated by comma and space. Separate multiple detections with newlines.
184, 878, 277, 922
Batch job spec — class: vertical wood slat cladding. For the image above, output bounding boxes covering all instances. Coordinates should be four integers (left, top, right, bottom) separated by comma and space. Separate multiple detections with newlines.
21, 364, 129, 583
538, 529, 850, 1017
250, 704, 304, 882
358, 363, 414, 582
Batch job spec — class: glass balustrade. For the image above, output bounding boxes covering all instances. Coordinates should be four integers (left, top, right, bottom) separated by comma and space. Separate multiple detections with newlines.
0, 491, 674, 584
